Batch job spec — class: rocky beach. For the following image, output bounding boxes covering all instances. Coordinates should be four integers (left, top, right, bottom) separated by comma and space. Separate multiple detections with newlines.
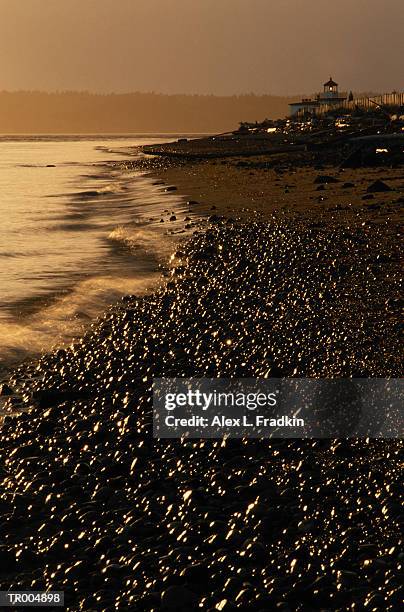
0, 127, 403, 610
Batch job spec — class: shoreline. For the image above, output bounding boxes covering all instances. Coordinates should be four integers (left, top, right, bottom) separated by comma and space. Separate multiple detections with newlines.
0, 139, 201, 381
0, 142, 402, 609
123, 137, 404, 226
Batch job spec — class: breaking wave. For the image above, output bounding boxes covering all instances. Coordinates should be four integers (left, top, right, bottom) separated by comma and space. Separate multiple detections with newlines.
0, 274, 161, 366
108, 225, 177, 260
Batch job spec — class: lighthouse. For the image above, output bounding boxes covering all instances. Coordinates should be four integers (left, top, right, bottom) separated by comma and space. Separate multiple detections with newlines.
289, 77, 347, 117
322, 77, 340, 100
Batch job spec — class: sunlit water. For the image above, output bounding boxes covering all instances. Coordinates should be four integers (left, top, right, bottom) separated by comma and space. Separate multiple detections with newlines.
0, 135, 190, 368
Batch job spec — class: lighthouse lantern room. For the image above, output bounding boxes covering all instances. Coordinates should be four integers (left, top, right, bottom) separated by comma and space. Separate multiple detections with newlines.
323, 77, 339, 99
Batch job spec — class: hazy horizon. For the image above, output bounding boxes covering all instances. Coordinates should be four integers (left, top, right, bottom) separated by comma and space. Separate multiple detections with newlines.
0, 0, 401, 132
0, 91, 298, 133
0, 0, 402, 96
0, 88, 384, 98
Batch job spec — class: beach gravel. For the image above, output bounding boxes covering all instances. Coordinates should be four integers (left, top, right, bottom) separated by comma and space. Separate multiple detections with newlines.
0, 215, 402, 610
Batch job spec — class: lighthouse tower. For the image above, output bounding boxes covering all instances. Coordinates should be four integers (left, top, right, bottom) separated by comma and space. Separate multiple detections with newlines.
322, 77, 339, 100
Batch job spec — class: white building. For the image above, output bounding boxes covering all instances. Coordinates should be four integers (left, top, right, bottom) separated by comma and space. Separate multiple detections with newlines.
289, 77, 347, 117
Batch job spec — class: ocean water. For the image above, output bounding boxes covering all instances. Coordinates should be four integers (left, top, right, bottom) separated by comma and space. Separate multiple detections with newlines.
0, 135, 190, 367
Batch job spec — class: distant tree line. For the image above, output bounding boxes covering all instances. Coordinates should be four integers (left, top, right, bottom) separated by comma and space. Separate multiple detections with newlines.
0, 91, 297, 133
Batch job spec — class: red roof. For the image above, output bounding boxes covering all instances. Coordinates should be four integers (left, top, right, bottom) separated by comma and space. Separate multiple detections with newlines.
324, 77, 338, 87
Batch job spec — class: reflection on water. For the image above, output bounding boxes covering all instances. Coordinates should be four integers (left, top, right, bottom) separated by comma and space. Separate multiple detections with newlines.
0, 135, 189, 366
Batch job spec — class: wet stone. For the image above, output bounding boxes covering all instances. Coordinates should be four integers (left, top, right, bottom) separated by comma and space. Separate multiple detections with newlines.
0, 383, 13, 396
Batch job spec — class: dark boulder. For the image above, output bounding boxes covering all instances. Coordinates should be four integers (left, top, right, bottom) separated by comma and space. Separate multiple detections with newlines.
161, 585, 198, 610
314, 175, 339, 184
366, 180, 392, 193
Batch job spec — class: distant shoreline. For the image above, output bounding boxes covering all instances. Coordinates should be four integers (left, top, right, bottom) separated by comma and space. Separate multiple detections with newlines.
0, 91, 295, 133
0, 132, 213, 140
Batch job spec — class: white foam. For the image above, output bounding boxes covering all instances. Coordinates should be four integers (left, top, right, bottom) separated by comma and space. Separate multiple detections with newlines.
108, 225, 177, 259
0, 273, 162, 366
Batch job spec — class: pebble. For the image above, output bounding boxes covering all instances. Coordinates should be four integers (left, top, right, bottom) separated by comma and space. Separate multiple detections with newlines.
0, 383, 13, 396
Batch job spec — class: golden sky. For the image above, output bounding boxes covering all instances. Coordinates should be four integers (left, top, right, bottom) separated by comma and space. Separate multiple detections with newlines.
0, 0, 402, 95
